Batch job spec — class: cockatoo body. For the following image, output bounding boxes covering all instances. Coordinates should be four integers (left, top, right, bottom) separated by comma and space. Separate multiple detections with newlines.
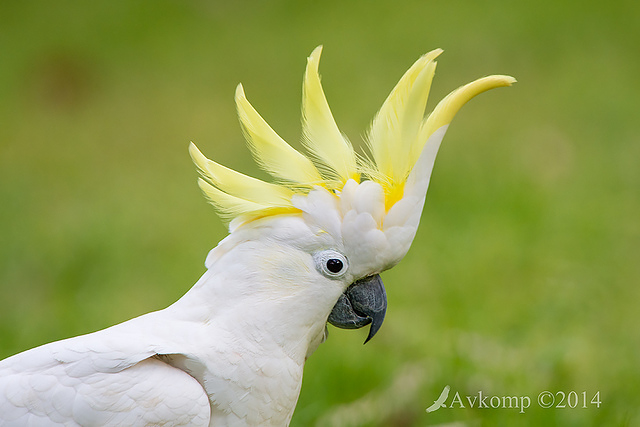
0, 47, 514, 425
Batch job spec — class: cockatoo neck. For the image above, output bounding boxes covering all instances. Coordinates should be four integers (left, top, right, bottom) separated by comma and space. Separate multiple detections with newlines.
169, 232, 343, 364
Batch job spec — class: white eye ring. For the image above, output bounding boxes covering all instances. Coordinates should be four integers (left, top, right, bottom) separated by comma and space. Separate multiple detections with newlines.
313, 250, 349, 279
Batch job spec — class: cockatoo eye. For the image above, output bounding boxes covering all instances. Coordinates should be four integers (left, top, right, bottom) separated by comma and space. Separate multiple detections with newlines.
314, 250, 349, 279
326, 258, 343, 273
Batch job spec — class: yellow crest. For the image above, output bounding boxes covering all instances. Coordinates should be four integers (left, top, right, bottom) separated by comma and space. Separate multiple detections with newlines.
191, 46, 515, 229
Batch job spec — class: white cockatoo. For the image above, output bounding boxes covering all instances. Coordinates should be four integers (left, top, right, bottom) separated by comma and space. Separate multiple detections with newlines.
0, 47, 514, 426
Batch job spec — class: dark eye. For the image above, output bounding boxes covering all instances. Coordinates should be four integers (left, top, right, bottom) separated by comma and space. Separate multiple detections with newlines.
314, 250, 349, 278
326, 258, 344, 274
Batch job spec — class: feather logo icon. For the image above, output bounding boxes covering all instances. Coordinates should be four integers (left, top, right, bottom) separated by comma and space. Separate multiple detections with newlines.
426, 385, 451, 413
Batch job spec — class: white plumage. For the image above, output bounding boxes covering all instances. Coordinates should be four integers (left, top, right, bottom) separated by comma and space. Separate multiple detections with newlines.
0, 47, 514, 426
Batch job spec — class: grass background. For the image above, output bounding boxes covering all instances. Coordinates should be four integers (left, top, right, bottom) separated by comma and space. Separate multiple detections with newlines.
1, 0, 638, 425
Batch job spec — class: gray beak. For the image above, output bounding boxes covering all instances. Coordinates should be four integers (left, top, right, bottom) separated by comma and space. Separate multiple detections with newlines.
328, 274, 387, 344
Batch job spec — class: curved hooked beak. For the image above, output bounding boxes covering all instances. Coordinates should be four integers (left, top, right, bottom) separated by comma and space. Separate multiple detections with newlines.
327, 274, 387, 344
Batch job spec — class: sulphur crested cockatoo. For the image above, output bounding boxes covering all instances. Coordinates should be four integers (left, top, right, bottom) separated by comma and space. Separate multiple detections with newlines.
0, 47, 514, 426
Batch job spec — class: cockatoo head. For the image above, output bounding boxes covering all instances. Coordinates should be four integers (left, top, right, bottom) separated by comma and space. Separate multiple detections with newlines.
190, 47, 514, 345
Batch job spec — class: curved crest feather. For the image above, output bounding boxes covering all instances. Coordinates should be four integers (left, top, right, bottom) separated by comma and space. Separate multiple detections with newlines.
191, 47, 515, 228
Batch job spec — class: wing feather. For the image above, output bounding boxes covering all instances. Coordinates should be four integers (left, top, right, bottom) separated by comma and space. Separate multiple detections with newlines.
0, 337, 210, 426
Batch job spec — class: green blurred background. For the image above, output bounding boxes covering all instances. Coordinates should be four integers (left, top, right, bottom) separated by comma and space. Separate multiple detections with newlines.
1, 0, 638, 425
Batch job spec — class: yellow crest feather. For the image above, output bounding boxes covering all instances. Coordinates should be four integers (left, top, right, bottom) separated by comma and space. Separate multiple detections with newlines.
197, 178, 299, 225
363, 49, 442, 208
418, 75, 517, 145
302, 46, 359, 186
191, 143, 300, 226
191, 47, 515, 226
365, 49, 442, 181
235, 84, 323, 186
189, 143, 295, 206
